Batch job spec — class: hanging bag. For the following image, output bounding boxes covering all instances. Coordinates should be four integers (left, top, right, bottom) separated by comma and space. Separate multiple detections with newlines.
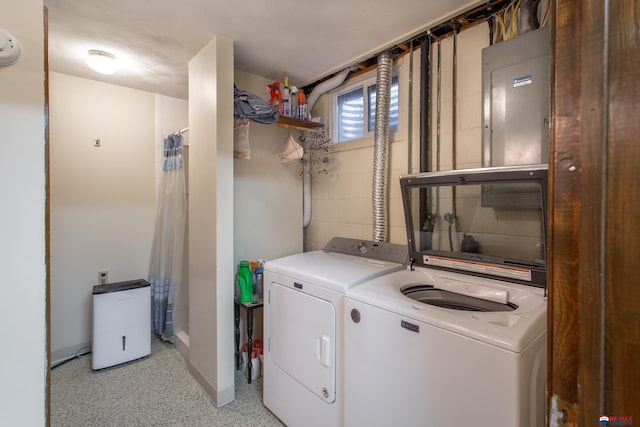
234, 119, 251, 159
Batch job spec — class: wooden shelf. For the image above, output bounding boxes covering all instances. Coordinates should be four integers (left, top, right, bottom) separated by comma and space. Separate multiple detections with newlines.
274, 116, 324, 131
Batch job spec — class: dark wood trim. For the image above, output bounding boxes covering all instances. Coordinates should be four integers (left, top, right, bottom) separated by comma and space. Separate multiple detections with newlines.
604, 0, 640, 416
576, 0, 606, 423
549, 0, 583, 409
574, 1, 606, 425
44, 5, 51, 427
550, 0, 640, 423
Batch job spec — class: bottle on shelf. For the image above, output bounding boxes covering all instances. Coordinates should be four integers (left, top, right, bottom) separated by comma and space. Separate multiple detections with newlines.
297, 92, 307, 121
282, 76, 292, 117
290, 86, 298, 119
236, 261, 253, 303
267, 81, 282, 112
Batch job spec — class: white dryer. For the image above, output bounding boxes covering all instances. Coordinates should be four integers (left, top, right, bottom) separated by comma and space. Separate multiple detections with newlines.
344, 165, 549, 427
263, 237, 407, 427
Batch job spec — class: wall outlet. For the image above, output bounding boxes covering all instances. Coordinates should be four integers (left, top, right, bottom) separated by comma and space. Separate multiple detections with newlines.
99, 271, 108, 285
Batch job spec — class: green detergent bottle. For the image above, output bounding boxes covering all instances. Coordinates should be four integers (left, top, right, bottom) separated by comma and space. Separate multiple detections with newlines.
237, 261, 253, 303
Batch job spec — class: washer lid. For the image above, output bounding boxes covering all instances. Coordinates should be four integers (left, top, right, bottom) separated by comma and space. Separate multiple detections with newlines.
400, 165, 548, 289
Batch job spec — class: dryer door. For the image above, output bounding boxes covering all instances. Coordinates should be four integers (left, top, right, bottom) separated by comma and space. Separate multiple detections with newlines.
269, 282, 336, 403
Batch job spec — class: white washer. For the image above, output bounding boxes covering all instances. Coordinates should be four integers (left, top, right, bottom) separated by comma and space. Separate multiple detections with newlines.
345, 267, 547, 427
344, 165, 549, 427
263, 237, 407, 427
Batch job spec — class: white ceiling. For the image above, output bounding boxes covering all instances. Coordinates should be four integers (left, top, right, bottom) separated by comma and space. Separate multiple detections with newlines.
45, 0, 481, 99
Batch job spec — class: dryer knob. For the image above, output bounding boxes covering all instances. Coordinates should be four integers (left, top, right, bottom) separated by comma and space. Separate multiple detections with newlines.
350, 308, 361, 323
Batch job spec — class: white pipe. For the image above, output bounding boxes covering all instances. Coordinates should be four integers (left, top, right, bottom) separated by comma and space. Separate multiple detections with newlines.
303, 67, 353, 229
306, 67, 355, 116
303, 163, 312, 228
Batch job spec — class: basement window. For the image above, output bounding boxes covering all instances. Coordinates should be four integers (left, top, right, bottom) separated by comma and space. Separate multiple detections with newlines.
334, 75, 399, 143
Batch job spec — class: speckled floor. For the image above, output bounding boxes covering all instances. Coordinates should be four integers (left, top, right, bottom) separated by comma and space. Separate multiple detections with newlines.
51, 338, 284, 426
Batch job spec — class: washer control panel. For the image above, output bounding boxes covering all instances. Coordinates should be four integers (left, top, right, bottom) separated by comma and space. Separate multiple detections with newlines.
323, 237, 407, 264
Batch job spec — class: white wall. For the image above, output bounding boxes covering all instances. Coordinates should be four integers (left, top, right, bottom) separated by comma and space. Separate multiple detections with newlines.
233, 69, 303, 263
233, 70, 304, 346
49, 73, 157, 361
0, 1, 46, 424
188, 36, 235, 407
306, 23, 489, 250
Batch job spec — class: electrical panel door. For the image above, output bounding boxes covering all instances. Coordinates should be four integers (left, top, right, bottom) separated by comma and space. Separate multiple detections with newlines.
482, 26, 550, 168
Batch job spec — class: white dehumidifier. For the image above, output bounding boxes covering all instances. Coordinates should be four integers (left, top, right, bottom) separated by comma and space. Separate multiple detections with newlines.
92, 279, 151, 370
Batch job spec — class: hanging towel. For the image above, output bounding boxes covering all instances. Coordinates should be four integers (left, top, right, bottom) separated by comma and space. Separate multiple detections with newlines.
234, 85, 280, 124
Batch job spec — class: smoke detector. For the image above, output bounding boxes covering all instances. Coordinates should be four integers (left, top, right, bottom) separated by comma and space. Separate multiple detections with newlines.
0, 28, 21, 66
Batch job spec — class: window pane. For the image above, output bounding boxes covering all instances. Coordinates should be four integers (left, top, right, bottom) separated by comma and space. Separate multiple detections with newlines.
367, 76, 399, 132
337, 87, 364, 142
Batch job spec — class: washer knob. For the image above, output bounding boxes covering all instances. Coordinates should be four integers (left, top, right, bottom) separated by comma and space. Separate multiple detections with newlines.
351, 308, 361, 323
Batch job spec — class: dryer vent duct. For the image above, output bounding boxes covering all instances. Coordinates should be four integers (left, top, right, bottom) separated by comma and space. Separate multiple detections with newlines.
518, 0, 536, 35
303, 66, 354, 229
372, 51, 393, 242
306, 66, 355, 116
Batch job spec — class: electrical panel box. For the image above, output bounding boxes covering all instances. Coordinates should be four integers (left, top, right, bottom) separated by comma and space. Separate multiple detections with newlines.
481, 26, 550, 208
482, 26, 550, 168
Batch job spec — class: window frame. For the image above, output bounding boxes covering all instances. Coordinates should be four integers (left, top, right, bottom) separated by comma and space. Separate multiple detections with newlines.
332, 71, 400, 144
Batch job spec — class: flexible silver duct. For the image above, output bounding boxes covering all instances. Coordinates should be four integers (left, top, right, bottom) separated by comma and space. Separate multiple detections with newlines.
372, 51, 393, 242
519, 0, 536, 35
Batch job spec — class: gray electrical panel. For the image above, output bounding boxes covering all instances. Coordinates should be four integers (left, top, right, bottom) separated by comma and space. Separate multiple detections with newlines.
481, 26, 550, 209
482, 26, 550, 168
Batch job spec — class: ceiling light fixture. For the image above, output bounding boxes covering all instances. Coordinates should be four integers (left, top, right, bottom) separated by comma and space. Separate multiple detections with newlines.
86, 49, 118, 74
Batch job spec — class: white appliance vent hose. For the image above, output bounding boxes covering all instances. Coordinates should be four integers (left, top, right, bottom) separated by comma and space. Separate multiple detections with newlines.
306, 67, 355, 115
303, 67, 354, 229
303, 166, 312, 228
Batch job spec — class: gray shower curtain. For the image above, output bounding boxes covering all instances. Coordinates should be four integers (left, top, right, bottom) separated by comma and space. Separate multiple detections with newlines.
148, 133, 187, 341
